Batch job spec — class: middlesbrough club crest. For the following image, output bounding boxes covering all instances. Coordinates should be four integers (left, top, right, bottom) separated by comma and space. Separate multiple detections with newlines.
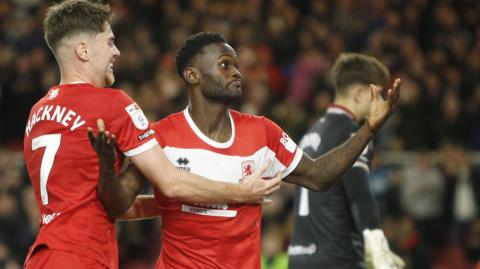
241, 160, 255, 177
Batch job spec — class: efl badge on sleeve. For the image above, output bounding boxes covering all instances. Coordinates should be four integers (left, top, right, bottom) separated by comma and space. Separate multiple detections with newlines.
124, 103, 148, 130
241, 160, 255, 178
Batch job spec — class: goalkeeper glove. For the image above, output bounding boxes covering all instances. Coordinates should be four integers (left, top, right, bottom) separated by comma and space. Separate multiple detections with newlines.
363, 229, 405, 269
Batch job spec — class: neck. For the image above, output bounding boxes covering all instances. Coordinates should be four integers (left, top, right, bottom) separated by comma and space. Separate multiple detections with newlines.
333, 99, 361, 122
188, 95, 231, 143
58, 60, 102, 87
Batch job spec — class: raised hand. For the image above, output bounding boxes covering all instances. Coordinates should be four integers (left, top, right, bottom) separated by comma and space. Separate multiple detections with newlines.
366, 78, 401, 132
240, 160, 282, 204
87, 119, 117, 166
88, 119, 125, 217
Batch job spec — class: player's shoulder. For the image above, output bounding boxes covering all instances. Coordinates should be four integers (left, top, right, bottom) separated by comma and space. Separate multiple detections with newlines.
229, 109, 264, 120
300, 112, 357, 152
312, 111, 357, 135
229, 109, 272, 128
69, 83, 126, 97
98, 86, 129, 98
151, 111, 185, 132
57, 84, 130, 103
326, 113, 356, 131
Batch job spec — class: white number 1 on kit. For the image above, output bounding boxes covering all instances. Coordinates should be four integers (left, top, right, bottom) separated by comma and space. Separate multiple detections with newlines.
298, 187, 309, 216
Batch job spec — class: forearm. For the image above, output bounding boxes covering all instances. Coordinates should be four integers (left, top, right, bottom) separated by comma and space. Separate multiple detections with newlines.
132, 145, 278, 204
118, 195, 161, 221
131, 147, 248, 204
289, 124, 375, 191
153, 168, 248, 204
98, 166, 144, 218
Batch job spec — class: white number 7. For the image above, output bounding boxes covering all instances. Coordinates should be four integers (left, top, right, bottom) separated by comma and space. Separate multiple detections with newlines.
32, 134, 61, 205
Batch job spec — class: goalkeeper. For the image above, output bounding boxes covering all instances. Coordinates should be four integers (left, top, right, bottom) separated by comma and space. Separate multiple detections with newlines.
288, 53, 405, 269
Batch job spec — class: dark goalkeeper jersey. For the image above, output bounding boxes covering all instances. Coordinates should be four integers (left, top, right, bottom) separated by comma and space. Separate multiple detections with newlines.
288, 105, 374, 269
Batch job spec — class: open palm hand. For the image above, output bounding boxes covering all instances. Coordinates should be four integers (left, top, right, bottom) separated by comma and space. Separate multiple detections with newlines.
87, 119, 117, 167
366, 78, 401, 132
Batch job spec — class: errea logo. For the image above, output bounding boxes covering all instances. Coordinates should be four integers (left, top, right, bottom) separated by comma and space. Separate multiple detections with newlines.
176, 157, 190, 171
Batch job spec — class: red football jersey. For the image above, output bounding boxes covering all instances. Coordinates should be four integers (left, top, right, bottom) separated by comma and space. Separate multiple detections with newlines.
152, 108, 303, 269
23, 83, 157, 269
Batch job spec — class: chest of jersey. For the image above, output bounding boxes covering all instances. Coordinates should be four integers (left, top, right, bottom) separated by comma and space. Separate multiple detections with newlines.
163, 146, 268, 184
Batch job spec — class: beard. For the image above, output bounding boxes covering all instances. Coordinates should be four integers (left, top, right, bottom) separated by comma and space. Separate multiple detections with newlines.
203, 87, 241, 104
202, 77, 242, 104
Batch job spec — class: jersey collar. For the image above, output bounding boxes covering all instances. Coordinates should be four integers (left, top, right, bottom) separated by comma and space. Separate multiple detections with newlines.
326, 104, 357, 121
58, 81, 89, 86
183, 107, 235, 149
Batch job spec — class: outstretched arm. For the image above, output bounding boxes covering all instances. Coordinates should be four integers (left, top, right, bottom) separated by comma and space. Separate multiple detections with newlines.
129, 146, 280, 204
88, 120, 281, 218
285, 78, 401, 191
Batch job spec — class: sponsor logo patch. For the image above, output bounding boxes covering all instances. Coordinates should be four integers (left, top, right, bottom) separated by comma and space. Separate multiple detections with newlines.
181, 204, 237, 218
287, 243, 317, 256
280, 132, 296, 153
124, 103, 148, 130
137, 129, 155, 141
42, 212, 61, 225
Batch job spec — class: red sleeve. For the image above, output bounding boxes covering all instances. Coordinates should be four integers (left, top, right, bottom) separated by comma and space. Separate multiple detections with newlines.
262, 117, 303, 178
106, 91, 157, 156
151, 121, 166, 148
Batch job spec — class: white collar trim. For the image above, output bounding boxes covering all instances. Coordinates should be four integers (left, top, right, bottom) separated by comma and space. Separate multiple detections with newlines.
326, 107, 355, 120
59, 81, 87, 86
183, 107, 235, 148
69, 81, 87, 84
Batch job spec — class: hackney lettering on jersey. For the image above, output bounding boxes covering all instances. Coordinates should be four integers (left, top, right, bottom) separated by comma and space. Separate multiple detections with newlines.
288, 107, 372, 269
25, 104, 86, 137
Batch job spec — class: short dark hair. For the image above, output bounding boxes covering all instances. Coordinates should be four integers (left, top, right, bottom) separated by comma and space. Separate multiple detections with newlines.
43, 0, 111, 52
331, 53, 390, 95
175, 32, 226, 78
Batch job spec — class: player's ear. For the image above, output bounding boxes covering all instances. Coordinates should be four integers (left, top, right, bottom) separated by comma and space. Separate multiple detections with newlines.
183, 67, 200, 85
74, 41, 89, 62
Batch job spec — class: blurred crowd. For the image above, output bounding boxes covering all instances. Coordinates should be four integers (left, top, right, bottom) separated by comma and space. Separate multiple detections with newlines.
0, 0, 479, 268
